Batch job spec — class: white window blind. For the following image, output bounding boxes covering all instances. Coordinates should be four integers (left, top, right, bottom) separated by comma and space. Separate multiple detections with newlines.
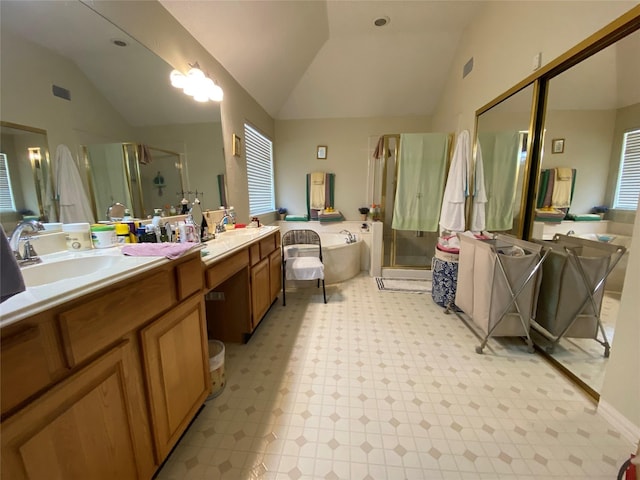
0, 153, 17, 212
245, 124, 274, 215
614, 129, 640, 210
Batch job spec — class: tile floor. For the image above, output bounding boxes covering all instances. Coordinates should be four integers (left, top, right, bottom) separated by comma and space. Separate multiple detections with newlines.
536, 293, 619, 393
157, 274, 634, 479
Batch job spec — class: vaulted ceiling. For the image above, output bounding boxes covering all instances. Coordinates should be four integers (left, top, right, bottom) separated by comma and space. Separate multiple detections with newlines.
159, 0, 487, 120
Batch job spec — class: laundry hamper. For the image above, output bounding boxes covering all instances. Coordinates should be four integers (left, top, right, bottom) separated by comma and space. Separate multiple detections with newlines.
532, 234, 626, 357
450, 234, 547, 353
431, 246, 459, 308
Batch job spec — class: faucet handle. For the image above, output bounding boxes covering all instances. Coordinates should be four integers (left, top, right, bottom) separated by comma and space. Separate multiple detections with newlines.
22, 238, 38, 259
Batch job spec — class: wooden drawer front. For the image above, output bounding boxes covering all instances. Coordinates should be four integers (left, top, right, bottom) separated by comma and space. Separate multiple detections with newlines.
206, 249, 249, 289
1, 316, 66, 417
259, 235, 276, 258
176, 256, 203, 300
249, 243, 260, 266
59, 270, 176, 365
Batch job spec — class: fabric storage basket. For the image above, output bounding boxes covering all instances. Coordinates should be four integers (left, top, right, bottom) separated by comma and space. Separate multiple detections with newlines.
456, 234, 543, 337
535, 240, 610, 338
431, 246, 459, 308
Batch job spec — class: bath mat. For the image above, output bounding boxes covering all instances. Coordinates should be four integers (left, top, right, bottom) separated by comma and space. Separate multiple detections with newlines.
376, 277, 432, 293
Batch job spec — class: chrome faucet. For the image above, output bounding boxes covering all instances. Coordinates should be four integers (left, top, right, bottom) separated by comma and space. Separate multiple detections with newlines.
567, 230, 575, 236
9, 219, 44, 265
216, 214, 233, 234
340, 229, 356, 244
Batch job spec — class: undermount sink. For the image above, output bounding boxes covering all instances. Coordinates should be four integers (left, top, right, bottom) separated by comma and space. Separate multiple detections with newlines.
221, 228, 261, 236
21, 255, 132, 287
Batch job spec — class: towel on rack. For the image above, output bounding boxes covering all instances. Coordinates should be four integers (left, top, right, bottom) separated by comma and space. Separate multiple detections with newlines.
543, 169, 555, 207
551, 167, 574, 208
556, 167, 572, 180
310, 171, 326, 209
392, 133, 449, 232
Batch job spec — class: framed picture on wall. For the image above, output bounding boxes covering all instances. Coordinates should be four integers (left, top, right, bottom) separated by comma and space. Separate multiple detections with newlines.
317, 145, 327, 159
232, 134, 241, 157
551, 138, 565, 154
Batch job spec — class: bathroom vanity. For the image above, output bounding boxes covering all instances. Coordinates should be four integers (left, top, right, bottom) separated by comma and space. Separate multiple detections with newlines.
0, 226, 281, 479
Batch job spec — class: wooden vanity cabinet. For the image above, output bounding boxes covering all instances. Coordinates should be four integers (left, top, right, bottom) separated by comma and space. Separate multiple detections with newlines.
1, 339, 153, 480
205, 231, 281, 343
0, 251, 209, 479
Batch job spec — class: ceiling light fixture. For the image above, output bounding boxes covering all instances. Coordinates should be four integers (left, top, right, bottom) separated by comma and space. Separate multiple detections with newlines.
374, 16, 390, 27
169, 62, 223, 103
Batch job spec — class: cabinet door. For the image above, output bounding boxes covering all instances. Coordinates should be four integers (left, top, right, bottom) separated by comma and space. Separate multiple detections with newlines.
269, 248, 282, 302
1, 341, 154, 480
141, 295, 210, 459
251, 257, 270, 328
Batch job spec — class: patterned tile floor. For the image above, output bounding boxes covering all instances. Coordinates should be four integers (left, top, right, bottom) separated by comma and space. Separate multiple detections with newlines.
535, 293, 619, 393
157, 274, 633, 479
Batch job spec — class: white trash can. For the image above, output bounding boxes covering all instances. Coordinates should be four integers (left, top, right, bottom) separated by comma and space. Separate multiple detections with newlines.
207, 340, 226, 399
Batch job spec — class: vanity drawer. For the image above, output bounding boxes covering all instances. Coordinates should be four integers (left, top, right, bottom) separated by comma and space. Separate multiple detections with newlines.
259, 235, 276, 257
176, 256, 203, 300
1, 312, 67, 417
206, 250, 249, 289
59, 270, 176, 365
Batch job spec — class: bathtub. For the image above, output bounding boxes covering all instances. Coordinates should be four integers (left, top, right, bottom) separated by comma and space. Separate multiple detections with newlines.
285, 232, 362, 285
321, 233, 362, 284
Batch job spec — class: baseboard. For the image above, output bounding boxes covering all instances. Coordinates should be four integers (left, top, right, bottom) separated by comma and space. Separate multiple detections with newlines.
598, 399, 640, 445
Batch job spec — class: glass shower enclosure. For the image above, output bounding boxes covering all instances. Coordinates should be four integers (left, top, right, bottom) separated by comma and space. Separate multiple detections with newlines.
368, 134, 440, 271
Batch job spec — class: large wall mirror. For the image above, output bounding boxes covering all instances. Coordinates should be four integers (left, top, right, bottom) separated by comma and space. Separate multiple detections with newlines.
473, 84, 535, 237
529, 27, 639, 396
0, 0, 225, 226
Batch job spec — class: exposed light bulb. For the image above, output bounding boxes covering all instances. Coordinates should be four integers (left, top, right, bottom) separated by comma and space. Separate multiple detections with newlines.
170, 65, 223, 102
170, 69, 186, 88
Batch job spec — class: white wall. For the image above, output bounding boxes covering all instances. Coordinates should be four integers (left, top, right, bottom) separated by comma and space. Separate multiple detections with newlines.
541, 110, 617, 214
274, 116, 430, 221
432, 1, 638, 134
600, 203, 640, 440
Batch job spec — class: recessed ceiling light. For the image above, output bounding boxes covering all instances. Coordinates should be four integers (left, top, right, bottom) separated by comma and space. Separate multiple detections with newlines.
111, 39, 128, 47
374, 16, 390, 27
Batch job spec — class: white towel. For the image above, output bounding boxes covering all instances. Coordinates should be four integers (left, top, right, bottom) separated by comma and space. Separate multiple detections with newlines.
471, 143, 487, 232
310, 172, 325, 209
439, 130, 469, 233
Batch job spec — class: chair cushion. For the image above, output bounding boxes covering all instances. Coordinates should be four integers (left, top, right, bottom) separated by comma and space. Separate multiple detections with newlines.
286, 256, 324, 281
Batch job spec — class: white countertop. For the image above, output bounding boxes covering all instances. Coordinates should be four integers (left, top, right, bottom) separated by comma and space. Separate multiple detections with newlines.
0, 225, 279, 329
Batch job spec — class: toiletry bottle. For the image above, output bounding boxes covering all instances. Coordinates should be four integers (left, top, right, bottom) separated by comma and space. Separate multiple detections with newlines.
152, 208, 162, 227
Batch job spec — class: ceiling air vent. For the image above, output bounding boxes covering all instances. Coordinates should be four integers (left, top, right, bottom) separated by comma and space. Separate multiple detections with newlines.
52, 85, 71, 101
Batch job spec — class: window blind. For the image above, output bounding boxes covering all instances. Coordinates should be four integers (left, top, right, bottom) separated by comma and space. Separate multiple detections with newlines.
0, 153, 17, 212
614, 129, 640, 210
245, 124, 274, 215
